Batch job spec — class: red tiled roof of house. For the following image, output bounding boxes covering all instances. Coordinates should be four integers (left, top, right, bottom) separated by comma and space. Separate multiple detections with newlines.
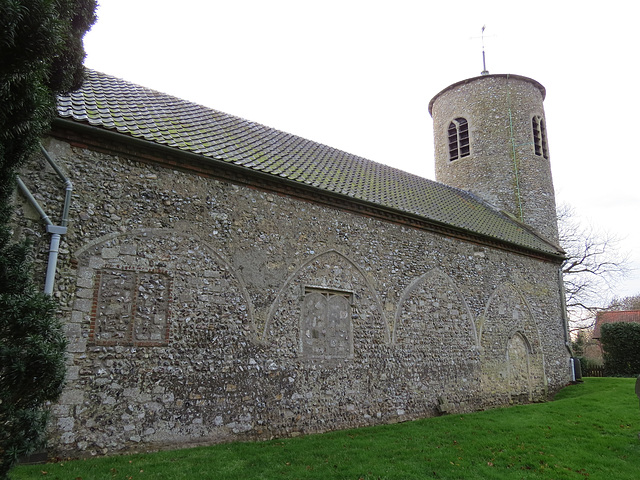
592, 310, 640, 338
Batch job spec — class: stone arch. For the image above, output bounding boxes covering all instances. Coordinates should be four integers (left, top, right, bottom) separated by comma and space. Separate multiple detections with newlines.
479, 282, 546, 403
262, 249, 389, 358
393, 268, 477, 346
73, 228, 256, 346
392, 268, 480, 395
507, 331, 533, 402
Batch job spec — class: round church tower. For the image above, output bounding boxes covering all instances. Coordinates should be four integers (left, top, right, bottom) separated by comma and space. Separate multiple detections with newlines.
429, 74, 559, 245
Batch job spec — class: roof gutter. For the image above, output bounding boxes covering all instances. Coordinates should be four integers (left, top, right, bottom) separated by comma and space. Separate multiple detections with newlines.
50, 117, 565, 263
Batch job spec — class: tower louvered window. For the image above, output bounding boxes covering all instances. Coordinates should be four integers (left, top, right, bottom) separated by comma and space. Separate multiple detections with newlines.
532, 116, 549, 159
448, 118, 470, 161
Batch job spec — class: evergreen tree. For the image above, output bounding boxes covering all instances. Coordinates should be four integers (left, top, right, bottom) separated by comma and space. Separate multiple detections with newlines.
0, 233, 67, 476
601, 323, 640, 376
0, 1, 96, 477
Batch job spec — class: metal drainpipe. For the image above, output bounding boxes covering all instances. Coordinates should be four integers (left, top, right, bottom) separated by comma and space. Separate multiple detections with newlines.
16, 177, 53, 227
557, 266, 576, 381
40, 144, 73, 228
16, 145, 72, 295
558, 268, 572, 354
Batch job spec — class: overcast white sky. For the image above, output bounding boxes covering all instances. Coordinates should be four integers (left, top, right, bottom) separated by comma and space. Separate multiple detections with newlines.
82, 0, 640, 300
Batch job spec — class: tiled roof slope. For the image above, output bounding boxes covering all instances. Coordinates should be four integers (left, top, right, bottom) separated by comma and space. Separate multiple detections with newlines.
56, 69, 563, 258
593, 311, 640, 339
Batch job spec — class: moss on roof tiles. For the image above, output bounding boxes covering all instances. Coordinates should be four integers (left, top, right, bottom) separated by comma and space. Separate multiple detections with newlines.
56, 69, 563, 258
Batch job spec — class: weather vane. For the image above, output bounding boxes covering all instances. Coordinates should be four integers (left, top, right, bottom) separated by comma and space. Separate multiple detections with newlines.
481, 25, 489, 75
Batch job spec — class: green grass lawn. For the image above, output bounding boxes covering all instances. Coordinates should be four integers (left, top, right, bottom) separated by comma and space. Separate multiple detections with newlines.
13, 378, 640, 479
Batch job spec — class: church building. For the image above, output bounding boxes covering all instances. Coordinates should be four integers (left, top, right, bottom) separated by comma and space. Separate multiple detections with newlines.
16, 70, 572, 456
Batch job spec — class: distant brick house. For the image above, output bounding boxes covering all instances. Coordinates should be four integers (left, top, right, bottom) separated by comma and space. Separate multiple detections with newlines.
587, 311, 640, 362
593, 311, 640, 340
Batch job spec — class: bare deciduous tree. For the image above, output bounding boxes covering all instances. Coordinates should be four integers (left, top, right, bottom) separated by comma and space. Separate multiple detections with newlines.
558, 204, 629, 332
606, 294, 640, 311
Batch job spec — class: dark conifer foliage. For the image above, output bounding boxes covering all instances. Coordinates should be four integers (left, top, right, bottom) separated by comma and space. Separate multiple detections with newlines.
601, 323, 640, 376
0, 1, 96, 477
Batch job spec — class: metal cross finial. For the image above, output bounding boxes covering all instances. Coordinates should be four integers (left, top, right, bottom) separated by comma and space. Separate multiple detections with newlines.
471, 26, 492, 76
481, 25, 489, 75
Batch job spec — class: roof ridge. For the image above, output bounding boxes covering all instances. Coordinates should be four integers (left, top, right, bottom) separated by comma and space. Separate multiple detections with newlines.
54, 68, 565, 259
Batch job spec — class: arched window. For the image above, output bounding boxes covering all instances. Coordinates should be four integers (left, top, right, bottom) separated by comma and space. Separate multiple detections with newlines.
532, 116, 549, 159
448, 118, 470, 161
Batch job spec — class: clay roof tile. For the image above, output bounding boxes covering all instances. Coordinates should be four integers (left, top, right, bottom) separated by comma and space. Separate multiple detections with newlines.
56, 70, 565, 259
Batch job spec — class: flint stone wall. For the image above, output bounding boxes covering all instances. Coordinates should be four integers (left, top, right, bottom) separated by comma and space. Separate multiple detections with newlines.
15, 137, 571, 456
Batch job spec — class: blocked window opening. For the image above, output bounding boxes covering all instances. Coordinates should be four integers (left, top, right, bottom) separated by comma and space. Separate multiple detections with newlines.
507, 332, 533, 402
301, 287, 353, 359
90, 268, 171, 346
532, 115, 549, 159
448, 118, 470, 161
